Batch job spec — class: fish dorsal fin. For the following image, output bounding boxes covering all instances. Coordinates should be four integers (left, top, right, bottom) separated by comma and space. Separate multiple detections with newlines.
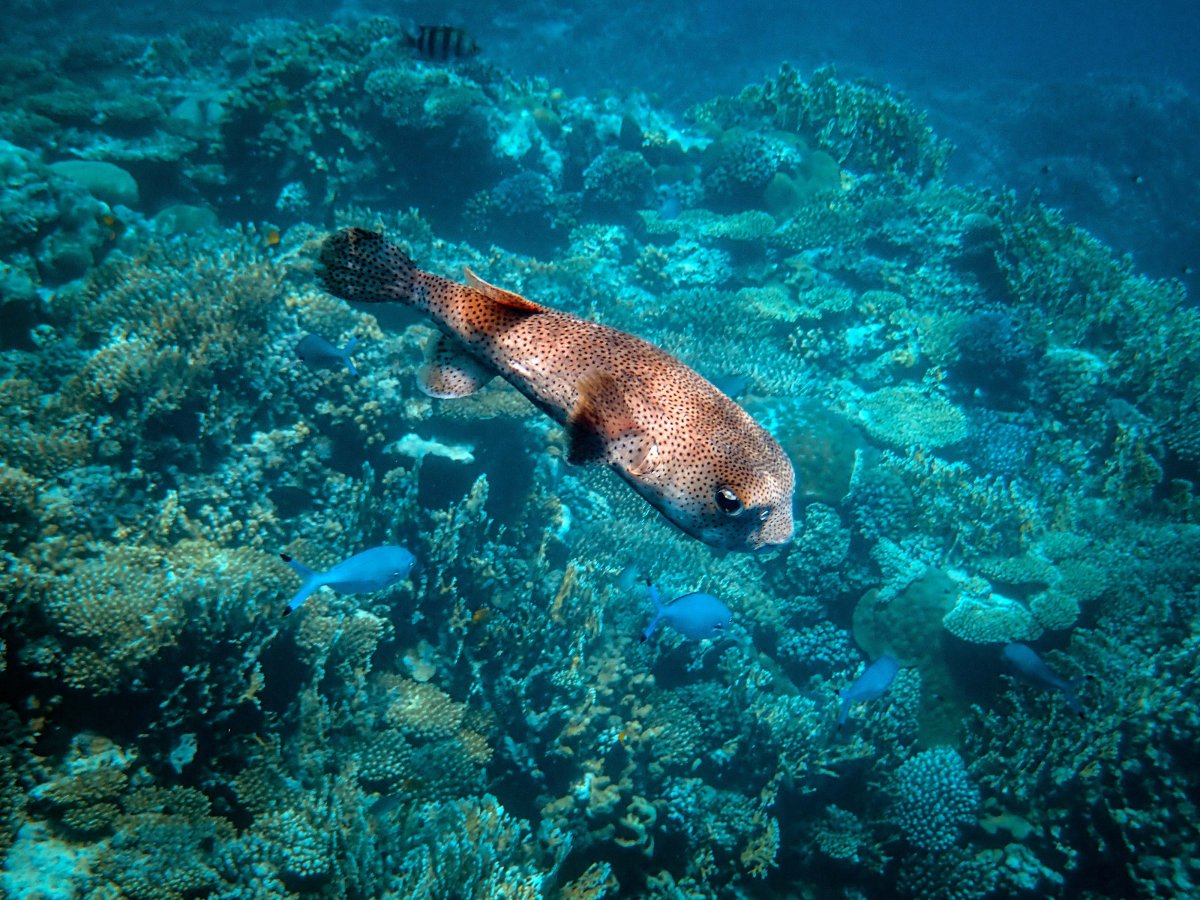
418, 335, 496, 398
463, 267, 546, 312
568, 371, 660, 475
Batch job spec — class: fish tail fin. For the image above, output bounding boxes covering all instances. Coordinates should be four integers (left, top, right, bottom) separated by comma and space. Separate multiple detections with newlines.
280, 553, 318, 580
342, 337, 360, 378
836, 696, 851, 729
283, 583, 320, 616
319, 228, 418, 307
645, 578, 663, 611
641, 580, 664, 642
280, 553, 323, 616
1066, 678, 1085, 717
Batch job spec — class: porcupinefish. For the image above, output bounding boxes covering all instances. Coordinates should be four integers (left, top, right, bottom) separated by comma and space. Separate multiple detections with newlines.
641, 581, 731, 642
837, 654, 900, 728
1002, 643, 1084, 717
279, 545, 415, 615
295, 333, 360, 377
318, 228, 795, 552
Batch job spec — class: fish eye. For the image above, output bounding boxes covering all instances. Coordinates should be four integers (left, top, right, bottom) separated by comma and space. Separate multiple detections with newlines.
715, 488, 743, 516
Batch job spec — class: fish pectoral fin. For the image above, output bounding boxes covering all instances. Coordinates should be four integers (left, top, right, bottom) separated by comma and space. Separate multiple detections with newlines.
612, 430, 660, 477
418, 336, 496, 399
567, 371, 659, 474
463, 267, 546, 312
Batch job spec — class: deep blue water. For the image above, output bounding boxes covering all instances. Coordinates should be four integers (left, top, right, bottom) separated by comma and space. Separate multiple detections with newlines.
13, 0, 1199, 290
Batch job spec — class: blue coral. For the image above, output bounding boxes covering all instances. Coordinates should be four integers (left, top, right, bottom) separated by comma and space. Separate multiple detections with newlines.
891, 747, 978, 851
491, 171, 556, 219
701, 130, 796, 210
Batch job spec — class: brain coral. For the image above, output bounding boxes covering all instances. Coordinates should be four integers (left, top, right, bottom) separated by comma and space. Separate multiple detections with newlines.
891, 746, 978, 851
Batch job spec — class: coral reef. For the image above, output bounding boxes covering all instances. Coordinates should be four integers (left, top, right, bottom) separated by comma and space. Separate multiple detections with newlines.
0, 17, 1196, 900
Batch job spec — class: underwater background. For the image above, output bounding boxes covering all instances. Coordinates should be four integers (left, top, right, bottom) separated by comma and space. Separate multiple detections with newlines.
1, 0, 1198, 897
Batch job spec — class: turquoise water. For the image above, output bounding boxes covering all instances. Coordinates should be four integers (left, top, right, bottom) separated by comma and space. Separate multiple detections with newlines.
1, 4, 1197, 898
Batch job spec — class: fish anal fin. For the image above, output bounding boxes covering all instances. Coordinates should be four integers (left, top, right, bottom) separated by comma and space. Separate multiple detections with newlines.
463, 267, 546, 312
567, 372, 658, 474
418, 336, 496, 399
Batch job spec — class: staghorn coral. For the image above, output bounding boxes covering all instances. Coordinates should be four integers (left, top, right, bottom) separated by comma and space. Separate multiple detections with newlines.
38, 545, 189, 694
58, 229, 282, 406
1028, 590, 1081, 631
386, 678, 467, 740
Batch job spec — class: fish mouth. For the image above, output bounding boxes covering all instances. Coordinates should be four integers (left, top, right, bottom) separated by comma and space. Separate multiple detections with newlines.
750, 507, 794, 552
699, 516, 793, 553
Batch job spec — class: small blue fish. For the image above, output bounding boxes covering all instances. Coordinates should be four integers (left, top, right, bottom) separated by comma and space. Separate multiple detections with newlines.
1002, 643, 1084, 716
296, 333, 360, 377
280, 545, 416, 615
837, 655, 900, 728
641, 581, 731, 642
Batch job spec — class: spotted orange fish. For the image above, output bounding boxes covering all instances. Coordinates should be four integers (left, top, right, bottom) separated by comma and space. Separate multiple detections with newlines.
318, 228, 795, 552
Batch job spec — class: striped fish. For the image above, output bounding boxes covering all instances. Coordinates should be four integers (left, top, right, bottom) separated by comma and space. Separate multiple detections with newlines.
409, 25, 480, 60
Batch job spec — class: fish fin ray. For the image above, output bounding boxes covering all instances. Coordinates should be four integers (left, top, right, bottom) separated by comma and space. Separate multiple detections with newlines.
418, 336, 496, 398
463, 267, 546, 312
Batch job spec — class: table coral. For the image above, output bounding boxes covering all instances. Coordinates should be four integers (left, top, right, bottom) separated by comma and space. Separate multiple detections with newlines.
859, 385, 968, 450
